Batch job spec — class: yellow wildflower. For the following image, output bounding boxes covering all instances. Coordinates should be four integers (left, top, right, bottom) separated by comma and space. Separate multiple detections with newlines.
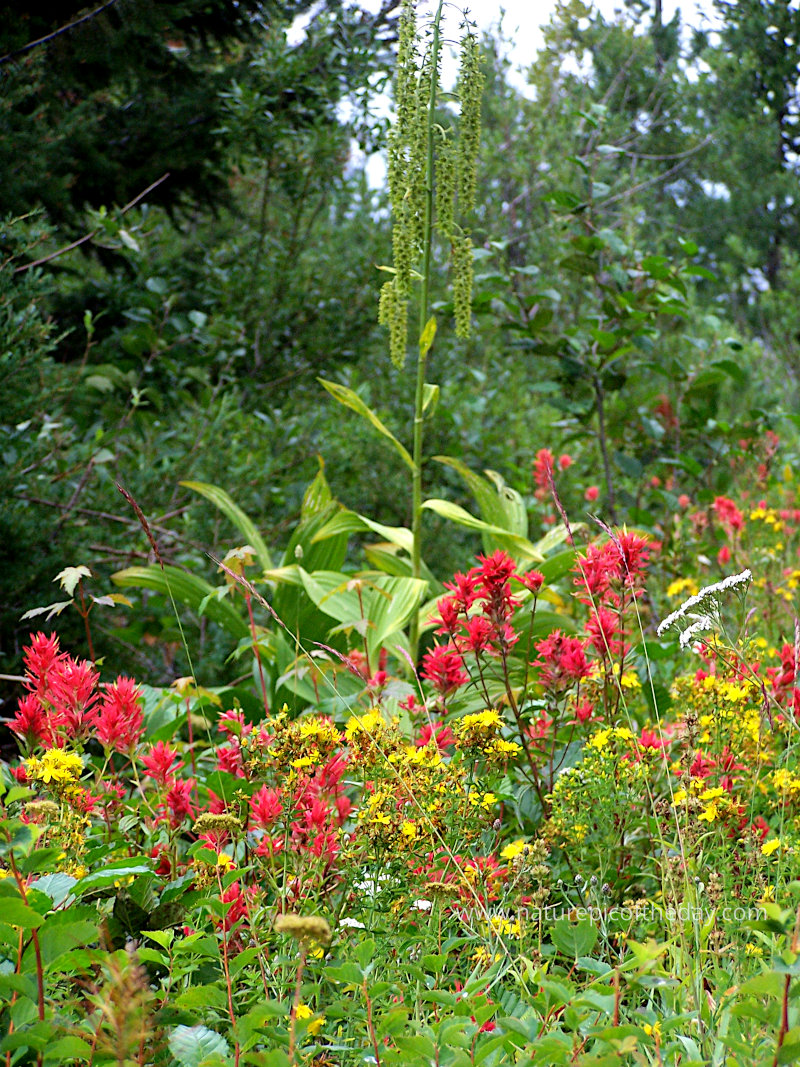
456, 709, 503, 734
27, 749, 83, 785
667, 578, 699, 598
698, 803, 718, 823
589, 729, 612, 751
699, 787, 725, 802
500, 840, 527, 861
345, 708, 385, 741
761, 839, 782, 856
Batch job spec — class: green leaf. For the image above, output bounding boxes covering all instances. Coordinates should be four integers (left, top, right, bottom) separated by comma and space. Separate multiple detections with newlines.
39, 912, 99, 967
422, 498, 544, 561
175, 984, 229, 1011
2, 897, 45, 929
72, 860, 151, 895
298, 571, 426, 660
739, 973, 786, 998
20, 600, 73, 621
29, 872, 77, 908
422, 382, 439, 415
168, 1025, 230, 1067
112, 565, 248, 639
319, 378, 414, 472
21, 848, 64, 875
43, 1037, 93, 1064
180, 481, 273, 571
311, 510, 414, 555
434, 456, 528, 538
551, 917, 598, 957
419, 316, 437, 356
54, 565, 91, 597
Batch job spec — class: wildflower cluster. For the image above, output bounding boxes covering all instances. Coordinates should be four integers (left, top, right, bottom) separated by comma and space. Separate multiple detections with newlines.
11, 632, 143, 753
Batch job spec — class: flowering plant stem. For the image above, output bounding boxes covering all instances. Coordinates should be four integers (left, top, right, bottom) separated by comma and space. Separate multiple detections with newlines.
408, 0, 443, 662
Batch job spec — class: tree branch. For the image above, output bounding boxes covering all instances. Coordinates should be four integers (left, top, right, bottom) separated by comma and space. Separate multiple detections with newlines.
0, 0, 120, 66
14, 173, 170, 273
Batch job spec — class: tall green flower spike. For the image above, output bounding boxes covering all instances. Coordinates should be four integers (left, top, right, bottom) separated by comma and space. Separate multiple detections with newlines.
378, 0, 483, 657
381, 0, 483, 365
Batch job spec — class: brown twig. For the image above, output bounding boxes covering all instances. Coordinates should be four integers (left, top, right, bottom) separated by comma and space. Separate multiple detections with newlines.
18, 494, 201, 549
0, 0, 120, 65
15, 173, 170, 274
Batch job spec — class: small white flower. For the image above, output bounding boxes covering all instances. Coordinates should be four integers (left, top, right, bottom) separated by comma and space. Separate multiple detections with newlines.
679, 616, 715, 649
657, 569, 752, 638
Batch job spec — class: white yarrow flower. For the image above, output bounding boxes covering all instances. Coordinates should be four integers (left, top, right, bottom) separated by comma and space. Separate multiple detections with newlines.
657, 569, 752, 646
678, 616, 716, 649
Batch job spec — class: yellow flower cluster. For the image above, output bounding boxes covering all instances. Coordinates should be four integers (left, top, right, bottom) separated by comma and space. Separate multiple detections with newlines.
772, 768, 800, 799
345, 708, 402, 764
453, 709, 520, 762
667, 578, 700, 599
243, 706, 342, 777
485, 915, 522, 939
670, 673, 767, 755
587, 726, 635, 752
672, 782, 739, 825
26, 749, 83, 786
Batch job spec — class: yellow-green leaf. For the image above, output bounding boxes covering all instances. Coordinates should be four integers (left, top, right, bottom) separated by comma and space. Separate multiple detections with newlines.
112, 565, 248, 639
318, 379, 415, 472
180, 482, 273, 571
54, 565, 92, 597
422, 498, 545, 562
419, 316, 437, 357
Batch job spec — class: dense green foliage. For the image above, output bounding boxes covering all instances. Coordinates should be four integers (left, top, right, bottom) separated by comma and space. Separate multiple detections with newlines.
3, 3, 800, 1058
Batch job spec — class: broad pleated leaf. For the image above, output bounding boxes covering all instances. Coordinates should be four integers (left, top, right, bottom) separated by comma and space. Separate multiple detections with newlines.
112, 566, 248, 639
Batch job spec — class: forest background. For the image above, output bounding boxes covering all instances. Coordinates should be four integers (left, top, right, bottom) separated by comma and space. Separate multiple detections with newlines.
2, 0, 799, 691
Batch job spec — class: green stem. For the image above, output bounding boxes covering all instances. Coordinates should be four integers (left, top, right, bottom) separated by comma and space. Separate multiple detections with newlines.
409, 0, 444, 663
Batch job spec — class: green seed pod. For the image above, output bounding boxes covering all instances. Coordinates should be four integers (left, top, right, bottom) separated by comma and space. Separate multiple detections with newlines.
435, 128, 455, 241
379, 279, 408, 369
456, 28, 483, 214
392, 216, 414, 299
452, 233, 474, 339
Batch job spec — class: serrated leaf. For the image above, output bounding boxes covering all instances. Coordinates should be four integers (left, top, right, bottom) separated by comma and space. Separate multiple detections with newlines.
54, 565, 92, 596
168, 1025, 230, 1067
20, 600, 73, 621
319, 379, 414, 472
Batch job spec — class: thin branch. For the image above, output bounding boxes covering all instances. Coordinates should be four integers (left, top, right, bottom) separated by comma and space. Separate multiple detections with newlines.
0, 0, 120, 66
597, 153, 704, 210
17, 494, 203, 550
14, 173, 170, 274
